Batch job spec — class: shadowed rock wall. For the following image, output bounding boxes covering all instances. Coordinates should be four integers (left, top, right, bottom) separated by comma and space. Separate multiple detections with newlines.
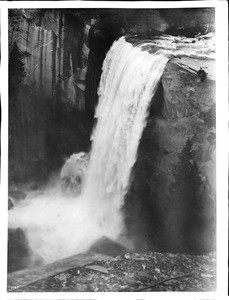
9, 10, 92, 183
12, 10, 86, 109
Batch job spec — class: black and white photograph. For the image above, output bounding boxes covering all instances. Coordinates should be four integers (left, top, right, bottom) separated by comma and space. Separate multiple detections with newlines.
0, 1, 228, 298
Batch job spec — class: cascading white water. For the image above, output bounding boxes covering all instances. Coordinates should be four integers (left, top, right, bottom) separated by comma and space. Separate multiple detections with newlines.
81, 37, 169, 240
8, 34, 214, 265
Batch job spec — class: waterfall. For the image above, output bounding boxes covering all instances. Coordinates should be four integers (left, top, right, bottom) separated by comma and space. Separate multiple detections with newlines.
8, 37, 169, 264
8, 34, 214, 265
81, 37, 169, 240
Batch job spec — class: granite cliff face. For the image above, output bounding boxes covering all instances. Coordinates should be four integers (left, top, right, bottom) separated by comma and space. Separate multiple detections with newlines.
125, 57, 215, 254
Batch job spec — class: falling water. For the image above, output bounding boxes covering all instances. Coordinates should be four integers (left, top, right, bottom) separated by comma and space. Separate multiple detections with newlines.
8, 35, 214, 266
81, 37, 169, 240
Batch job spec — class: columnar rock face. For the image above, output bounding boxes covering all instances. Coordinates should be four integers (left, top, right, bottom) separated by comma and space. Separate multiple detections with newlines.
13, 10, 87, 109
9, 10, 92, 182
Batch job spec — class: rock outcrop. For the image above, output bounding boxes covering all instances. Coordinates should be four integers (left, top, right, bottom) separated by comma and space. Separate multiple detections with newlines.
124, 57, 215, 254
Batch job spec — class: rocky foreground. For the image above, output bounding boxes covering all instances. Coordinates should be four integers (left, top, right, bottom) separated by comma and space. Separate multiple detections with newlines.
8, 251, 216, 292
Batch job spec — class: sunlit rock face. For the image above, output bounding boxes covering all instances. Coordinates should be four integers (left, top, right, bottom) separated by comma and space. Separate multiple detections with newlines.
160, 57, 216, 200
162, 58, 215, 118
